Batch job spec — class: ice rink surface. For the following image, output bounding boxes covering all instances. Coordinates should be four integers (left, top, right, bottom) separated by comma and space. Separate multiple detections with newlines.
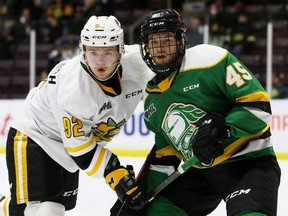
1, 156, 287, 215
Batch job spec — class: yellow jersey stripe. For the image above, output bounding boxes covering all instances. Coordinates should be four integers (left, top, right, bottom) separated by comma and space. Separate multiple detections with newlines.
87, 148, 106, 176
3, 195, 10, 216
194, 125, 270, 168
97, 81, 117, 96
66, 136, 95, 153
236, 91, 270, 103
3, 195, 11, 216
155, 145, 183, 160
14, 130, 29, 204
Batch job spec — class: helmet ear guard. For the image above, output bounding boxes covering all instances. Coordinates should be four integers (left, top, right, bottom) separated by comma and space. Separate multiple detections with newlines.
140, 9, 186, 74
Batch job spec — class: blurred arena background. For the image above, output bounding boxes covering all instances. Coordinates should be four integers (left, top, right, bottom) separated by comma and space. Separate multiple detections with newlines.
0, 0, 288, 98
0, 0, 288, 214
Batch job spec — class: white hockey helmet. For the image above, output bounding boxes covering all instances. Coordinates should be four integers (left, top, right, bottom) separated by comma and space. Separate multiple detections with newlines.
80, 15, 125, 55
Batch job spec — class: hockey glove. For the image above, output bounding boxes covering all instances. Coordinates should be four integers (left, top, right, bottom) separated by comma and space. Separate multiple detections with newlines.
192, 113, 230, 166
105, 166, 145, 211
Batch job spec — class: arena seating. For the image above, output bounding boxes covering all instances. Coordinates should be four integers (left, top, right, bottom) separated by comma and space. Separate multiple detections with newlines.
0, 2, 287, 99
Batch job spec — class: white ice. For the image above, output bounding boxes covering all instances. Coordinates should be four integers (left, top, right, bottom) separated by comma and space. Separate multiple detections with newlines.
1, 156, 287, 215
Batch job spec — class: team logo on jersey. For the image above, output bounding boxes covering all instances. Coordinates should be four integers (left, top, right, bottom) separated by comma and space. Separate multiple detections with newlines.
99, 102, 112, 114
92, 117, 126, 142
162, 103, 206, 159
144, 103, 156, 120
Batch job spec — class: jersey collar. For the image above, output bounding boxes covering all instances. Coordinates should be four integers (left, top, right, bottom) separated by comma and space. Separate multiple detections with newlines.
146, 70, 178, 93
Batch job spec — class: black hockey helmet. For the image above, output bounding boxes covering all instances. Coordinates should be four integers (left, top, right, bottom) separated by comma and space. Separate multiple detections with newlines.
140, 9, 186, 74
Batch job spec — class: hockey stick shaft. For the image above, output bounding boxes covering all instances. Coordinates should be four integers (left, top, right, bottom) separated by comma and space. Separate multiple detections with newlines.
115, 151, 198, 215
115, 145, 156, 216
136, 145, 156, 181
144, 156, 198, 204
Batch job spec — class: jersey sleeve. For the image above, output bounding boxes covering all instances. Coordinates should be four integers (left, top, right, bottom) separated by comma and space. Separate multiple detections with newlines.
47, 57, 117, 178
214, 51, 272, 164
224, 52, 271, 134
56, 107, 113, 178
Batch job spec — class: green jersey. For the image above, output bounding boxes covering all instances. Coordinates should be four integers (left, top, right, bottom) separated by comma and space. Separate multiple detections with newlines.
143, 44, 275, 168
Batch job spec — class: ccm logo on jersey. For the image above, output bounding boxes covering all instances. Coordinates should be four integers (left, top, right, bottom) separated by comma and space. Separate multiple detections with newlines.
126, 89, 143, 98
183, 83, 200, 92
225, 188, 251, 202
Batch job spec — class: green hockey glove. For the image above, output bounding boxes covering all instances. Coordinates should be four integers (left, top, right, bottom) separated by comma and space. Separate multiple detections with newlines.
192, 113, 230, 166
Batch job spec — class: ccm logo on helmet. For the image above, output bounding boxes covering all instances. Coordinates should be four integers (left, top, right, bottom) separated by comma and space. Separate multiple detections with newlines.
149, 22, 164, 27
92, 35, 107, 39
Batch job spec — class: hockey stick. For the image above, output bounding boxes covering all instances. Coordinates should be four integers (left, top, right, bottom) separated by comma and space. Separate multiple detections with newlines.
114, 145, 156, 216
144, 155, 198, 204
114, 155, 198, 216
136, 145, 156, 181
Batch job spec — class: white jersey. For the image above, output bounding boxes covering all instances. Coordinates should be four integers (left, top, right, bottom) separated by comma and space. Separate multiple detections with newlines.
11, 45, 153, 177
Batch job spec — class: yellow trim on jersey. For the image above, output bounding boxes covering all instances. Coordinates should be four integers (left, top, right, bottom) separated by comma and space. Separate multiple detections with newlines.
193, 125, 270, 168
109, 149, 288, 160
236, 91, 270, 103
14, 130, 29, 204
146, 70, 178, 93
86, 147, 106, 176
95, 69, 122, 96
97, 81, 117, 96
155, 145, 184, 160
65, 136, 95, 153
3, 195, 10, 216
157, 71, 178, 92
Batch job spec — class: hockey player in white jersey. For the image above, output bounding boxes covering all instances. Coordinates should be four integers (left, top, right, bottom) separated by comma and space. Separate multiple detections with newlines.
0, 15, 153, 216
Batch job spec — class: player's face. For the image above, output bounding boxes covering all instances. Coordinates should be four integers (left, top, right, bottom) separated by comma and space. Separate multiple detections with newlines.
147, 32, 178, 65
85, 46, 121, 79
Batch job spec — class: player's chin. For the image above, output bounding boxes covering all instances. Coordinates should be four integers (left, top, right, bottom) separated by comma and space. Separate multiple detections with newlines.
93, 71, 107, 78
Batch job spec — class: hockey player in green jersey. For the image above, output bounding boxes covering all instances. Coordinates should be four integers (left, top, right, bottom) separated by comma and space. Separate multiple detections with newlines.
135, 9, 280, 216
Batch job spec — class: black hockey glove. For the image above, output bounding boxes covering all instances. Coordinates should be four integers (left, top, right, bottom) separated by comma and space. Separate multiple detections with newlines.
192, 113, 230, 166
105, 165, 145, 211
